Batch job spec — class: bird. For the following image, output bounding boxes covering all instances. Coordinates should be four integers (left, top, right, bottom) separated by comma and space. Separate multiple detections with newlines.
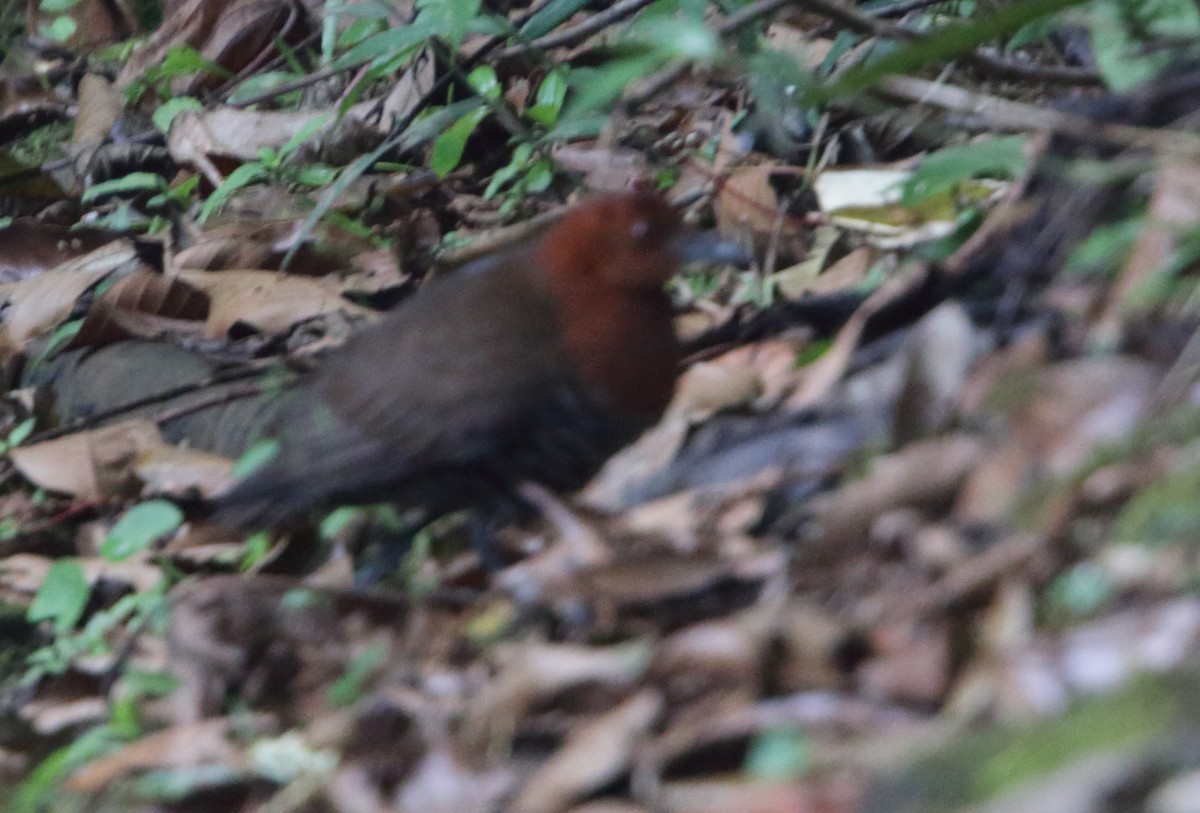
212, 191, 745, 530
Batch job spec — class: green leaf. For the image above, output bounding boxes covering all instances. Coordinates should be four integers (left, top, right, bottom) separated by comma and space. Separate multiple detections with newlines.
28, 560, 89, 632
327, 642, 387, 707
519, 0, 589, 39
231, 438, 279, 478
744, 726, 810, 780
39, 0, 79, 12
631, 15, 721, 61
527, 68, 568, 126
1066, 217, 1142, 274
467, 65, 500, 100
813, 0, 1092, 103
1089, 0, 1200, 91
294, 164, 339, 186
278, 112, 333, 158
80, 172, 166, 203
524, 159, 554, 193
40, 15, 76, 42
13, 726, 120, 813
331, 21, 433, 71
430, 106, 488, 178
152, 45, 228, 81
484, 142, 532, 199
225, 71, 300, 105
566, 54, 660, 115
415, 0, 481, 47
100, 500, 184, 561
900, 136, 1028, 205
199, 162, 269, 222
1045, 563, 1114, 621
1008, 13, 1062, 50
151, 96, 203, 134
3, 416, 36, 452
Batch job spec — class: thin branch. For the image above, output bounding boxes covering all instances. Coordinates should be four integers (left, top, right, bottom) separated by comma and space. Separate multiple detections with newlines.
494, 0, 658, 60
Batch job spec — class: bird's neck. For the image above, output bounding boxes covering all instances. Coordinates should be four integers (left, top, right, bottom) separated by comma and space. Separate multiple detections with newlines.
552, 283, 679, 420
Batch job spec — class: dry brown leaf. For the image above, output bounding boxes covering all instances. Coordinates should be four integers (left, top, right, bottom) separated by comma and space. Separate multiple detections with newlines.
553, 141, 652, 192
166, 107, 336, 165
135, 442, 234, 499
715, 164, 806, 246
10, 419, 165, 501
789, 261, 930, 409
806, 435, 985, 555
117, 0, 309, 96
466, 639, 653, 754
511, 691, 662, 813
0, 240, 140, 354
72, 74, 123, 147
176, 269, 373, 337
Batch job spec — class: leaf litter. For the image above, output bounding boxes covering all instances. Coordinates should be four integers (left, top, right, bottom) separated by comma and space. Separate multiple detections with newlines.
3, 1, 1200, 812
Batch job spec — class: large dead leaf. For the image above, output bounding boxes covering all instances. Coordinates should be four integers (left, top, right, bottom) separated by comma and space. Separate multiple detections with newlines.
511, 691, 662, 813
10, 419, 165, 501
175, 269, 374, 337
0, 240, 140, 355
69, 269, 210, 348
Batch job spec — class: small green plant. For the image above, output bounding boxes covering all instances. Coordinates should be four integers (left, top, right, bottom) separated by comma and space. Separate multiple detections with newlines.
36, 0, 79, 43
0, 417, 34, 454
99, 500, 184, 561
199, 113, 334, 222
124, 45, 232, 103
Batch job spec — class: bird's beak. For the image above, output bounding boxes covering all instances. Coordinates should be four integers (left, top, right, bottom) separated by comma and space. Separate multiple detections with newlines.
669, 230, 753, 268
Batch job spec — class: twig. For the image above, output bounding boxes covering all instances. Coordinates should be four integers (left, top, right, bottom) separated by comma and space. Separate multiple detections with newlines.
875, 74, 1200, 155
868, 0, 956, 18
624, 0, 789, 106
494, 0, 658, 60
27, 364, 276, 444
150, 381, 266, 426
792, 0, 1099, 86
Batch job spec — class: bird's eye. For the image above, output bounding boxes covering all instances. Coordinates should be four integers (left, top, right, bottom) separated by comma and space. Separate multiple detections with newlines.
628, 219, 650, 242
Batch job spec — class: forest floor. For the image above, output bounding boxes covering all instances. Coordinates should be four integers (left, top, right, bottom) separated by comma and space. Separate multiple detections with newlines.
4, 0, 1200, 811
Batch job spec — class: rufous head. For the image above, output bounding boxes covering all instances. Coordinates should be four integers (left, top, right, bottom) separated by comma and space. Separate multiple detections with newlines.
537, 192, 685, 290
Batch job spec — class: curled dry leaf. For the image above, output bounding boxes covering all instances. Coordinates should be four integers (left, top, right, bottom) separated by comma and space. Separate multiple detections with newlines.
10, 419, 165, 501
553, 142, 652, 192
69, 269, 210, 348
176, 269, 374, 338
0, 240, 140, 355
511, 690, 663, 813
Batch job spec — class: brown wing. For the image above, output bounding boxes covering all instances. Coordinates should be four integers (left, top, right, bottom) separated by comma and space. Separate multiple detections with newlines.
214, 253, 569, 525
